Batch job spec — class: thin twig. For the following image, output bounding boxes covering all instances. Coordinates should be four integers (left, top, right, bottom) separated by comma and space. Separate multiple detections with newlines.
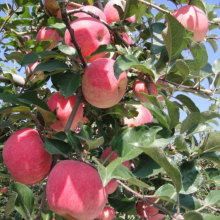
117, 180, 175, 218
64, 87, 83, 131
0, 73, 27, 87
137, 0, 170, 14
59, 2, 87, 68
208, 21, 220, 26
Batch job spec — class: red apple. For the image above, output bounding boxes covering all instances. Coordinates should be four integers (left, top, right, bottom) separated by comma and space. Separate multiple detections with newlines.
64, 17, 110, 62
97, 206, 115, 220
82, 58, 127, 108
104, 0, 136, 24
173, 5, 208, 42
2, 128, 52, 185
105, 179, 118, 195
123, 105, 153, 127
46, 160, 107, 220
47, 92, 84, 132
74, 5, 107, 21
26, 62, 44, 82
36, 26, 61, 49
0, 187, 8, 194
136, 198, 161, 219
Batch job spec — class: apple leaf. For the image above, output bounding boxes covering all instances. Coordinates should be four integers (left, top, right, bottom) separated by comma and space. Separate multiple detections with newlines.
204, 190, 220, 206
34, 60, 68, 73
202, 214, 220, 220
12, 182, 34, 220
162, 13, 187, 61
21, 52, 39, 66
200, 131, 220, 153
184, 211, 203, 220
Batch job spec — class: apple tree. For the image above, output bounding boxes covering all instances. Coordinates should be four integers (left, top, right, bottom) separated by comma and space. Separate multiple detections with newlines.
0, 0, 220, 219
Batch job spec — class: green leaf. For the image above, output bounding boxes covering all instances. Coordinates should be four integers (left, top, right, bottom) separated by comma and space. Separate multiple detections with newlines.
212, 58, 220, 88
180, 161, 203, 195
142, 103, 170, 129
123, 0, 138, 19
141, 146, 182, 192
200, 151, 220, 165
175, 94, 200, 113
134, 154, 163, 178
164, 97, 180, 128
201, 131, 220, 152
34, 60, 68, 73
21, 52, 39, 66
44, 138, 72, 157
12, 182, 34, 220
176, 59, 190, 76
58, 45, 77, 56
51, 71, 81, 98
202, 214, 220, 220
162, 13, 186, 61
4, 52, 25, 64
36, 106, 56, 127
90, 44, 115, 56
204, 190, 220, 206
175, 135, 188, 152
189, 42, 208, 69
0, 105, 31, 114
154, 184, 176, 201
184, 211, 203, 220
5, 192, 17, 216
150, 23, 166, 55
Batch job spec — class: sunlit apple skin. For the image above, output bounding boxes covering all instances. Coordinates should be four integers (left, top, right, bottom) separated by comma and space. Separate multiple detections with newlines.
136, 198, 164, 220
74, 5, 107, 21
123, 105, 153, 127
26, 62, 44, 82
36, 26, 60, 49
3, 128, 52, 185
97, 206, 116, 220
82, 58, 127, 108
47, 92, 84, 132
44, 0, 59, 16
104, 0, 136, 24
64, 17, 110, 62
173, 5, 208, 42
46, 160, 107, 220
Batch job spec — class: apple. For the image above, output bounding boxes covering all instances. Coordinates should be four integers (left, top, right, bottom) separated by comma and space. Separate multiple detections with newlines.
136, 198, 162, 219
2, 128, 52, 185
123, 105, 153, 127
122, 32, 132, 45
0, 187, 8, 194
64, 17, 110, 62
36, 26, 61, 49
44, 0, 59, 16
105, 179, 118, 195
74, 5, 107, 21
104, 0, 136, 24
47, 91, 84, 132
82, 58, 127, 108
173, 5, 208, 42
97, 206, 115, 220
26, 62, 44, 82
46, 160, 107, 220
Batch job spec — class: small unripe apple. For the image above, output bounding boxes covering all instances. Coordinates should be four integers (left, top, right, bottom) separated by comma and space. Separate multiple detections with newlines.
44, 0, 59, 16
47, 92, 84, 132
104, 0, 136, 24
46, 160, 107, 220
97, 206, 115, 220
36, 26, 61, 49
123, 105, 153, 127
82, 58, 127, 108
64, 17, 110, 62
74, 5, 107, 21
136, 198, 163, 219
173, 5, 208, 42
3, 128, 52, 185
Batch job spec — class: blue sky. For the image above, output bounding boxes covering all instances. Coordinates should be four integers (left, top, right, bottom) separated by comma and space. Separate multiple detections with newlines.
0, 0, 220, 128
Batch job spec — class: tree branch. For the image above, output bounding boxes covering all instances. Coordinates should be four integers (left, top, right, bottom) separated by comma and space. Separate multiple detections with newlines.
137, 0, 170, 14
117, 180, 175, 218
0, 73, 27, 87
59, 2, 87, 68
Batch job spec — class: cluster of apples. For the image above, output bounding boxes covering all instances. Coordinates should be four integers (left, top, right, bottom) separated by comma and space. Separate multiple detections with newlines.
2, 1, 210, 220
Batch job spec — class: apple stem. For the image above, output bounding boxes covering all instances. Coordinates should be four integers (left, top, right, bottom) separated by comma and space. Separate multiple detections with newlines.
116, 179, 175, 219
59, 2, 87, 68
